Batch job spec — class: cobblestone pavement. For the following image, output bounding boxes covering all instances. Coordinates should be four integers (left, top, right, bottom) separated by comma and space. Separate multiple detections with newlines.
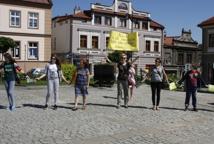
0, 84, 214, 144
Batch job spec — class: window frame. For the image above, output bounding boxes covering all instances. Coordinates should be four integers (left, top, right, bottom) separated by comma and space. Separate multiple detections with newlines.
145, 40, 151, 51
80, 35, 87, 48
28, 42, 39, 60
154, 41, 159, 52
9, 10, 21, 28
28, 12, 39, 29
94, 15, 102, 25
92, 36, 99, 49
11, 41, 21, 59
209, 34, 214, 48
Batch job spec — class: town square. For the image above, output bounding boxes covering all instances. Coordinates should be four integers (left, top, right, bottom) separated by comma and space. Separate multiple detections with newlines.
0, 0, 214, 144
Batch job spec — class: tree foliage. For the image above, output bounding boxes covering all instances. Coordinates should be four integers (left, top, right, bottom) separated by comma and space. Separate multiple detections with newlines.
0, 37, 16, 53
107, 51, 122, 63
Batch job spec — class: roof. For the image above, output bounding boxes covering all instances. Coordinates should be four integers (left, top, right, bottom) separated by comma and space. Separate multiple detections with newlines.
72, 11, 91, 20
150, 20, 164, 29
0, 0, 52, 8
22, 0, 52, 5
164, 37, 174, 46
198, 16, 214, 27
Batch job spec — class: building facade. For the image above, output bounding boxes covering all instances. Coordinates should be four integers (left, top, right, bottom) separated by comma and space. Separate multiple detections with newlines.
0, 0, 52, 72
163, 29, 201, 77
52, 0, 164, 73
198, 16, 214, 84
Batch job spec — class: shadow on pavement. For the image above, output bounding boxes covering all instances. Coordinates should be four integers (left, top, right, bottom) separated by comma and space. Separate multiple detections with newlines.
87, 103, 117, 108
160, 106, 214, 112
57, 105, 72, 110
23, 104, 45, 109
0, 105, 7, 109
128, 105, 149, 109
103, 96, 117, 99
208, 103, 214, 105
160, 107, 185, 111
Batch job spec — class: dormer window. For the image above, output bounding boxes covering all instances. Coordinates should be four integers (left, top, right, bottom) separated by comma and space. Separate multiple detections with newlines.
95, 15, 102, 25
118, 3, 128, 10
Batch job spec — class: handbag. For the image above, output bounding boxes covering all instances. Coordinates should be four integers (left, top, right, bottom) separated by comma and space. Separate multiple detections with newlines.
208, 84, 214, 92
169, 82, 177, 90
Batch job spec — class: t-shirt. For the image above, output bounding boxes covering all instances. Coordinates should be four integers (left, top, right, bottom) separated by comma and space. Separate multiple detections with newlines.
188, 70, 200, 88
45, 63, 59, 80
151, 66, 164, 82
0, 62, 19, 81
117, 62, 131, 80
75, 68, 89, 86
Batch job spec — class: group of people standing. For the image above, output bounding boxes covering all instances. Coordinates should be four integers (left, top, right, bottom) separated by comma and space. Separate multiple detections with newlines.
0, 52, 204, 112
116, 52, 204, 112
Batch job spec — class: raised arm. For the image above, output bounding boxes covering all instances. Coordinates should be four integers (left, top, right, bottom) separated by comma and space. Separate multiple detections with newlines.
130, 56, 139, 65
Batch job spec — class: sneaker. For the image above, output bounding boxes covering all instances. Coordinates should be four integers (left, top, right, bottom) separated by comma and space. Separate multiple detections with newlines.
193, 107, 198, 112
10, 106, 15, 111
184, 106, 188, 111
152, 106, 156, 111
53, 105, 57, 110
124, 105, 128, 109
72, 107, 78, 111
156, 106, 160, 111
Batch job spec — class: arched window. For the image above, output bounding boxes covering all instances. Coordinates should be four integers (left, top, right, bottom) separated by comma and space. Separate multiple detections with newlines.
118, 3, 128, 10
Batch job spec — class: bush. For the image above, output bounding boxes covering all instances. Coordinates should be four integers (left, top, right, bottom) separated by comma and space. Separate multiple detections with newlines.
61, 63, 76, 81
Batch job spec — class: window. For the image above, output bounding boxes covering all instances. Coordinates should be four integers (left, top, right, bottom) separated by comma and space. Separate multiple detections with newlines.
120, 18, 126, 27
165, 53, 171, 64
11, 41, 20, 59
133, 20, 140, 29
142, 21, 148, 30
10, 10, 21, 27
92, 36, 99, 49
186, 54, 192, 63
80, 35, 87, 48
178, 53, 184, 65
28, 12, 39, 29
146, 40, 151, 51
105, 16, 112, 26
106, 37, 109, 49
28, 42, 38, 59
95, 15, 101, 25
209, 34, 214, 47
118, 3, 128, 10
154, 41, 159, 52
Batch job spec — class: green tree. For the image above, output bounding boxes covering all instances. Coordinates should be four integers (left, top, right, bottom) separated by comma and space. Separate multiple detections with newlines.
108, 51, 122, 63
0, 37, 16, 53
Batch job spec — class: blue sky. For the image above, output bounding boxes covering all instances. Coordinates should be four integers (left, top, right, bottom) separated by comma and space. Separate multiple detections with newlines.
52, 0, 214, 43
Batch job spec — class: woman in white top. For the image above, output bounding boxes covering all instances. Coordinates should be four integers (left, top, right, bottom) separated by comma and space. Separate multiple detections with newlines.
36, 54, 69, 110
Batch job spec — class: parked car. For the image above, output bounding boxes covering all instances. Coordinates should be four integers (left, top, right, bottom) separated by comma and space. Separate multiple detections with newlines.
26, 68, 45, 78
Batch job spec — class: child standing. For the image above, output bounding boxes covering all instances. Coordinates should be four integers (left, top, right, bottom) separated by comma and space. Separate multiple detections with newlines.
73, 59, 90, 110
178, 65, 203, 112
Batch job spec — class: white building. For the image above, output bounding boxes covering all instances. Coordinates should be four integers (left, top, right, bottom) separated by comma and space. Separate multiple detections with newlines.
52, 0, 164, 73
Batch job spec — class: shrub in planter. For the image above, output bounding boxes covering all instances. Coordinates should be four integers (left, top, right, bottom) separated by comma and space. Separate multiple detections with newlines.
94, 63, 115, 87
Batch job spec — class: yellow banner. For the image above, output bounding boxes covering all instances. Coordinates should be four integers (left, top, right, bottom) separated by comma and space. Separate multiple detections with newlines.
108, 31, 139, 51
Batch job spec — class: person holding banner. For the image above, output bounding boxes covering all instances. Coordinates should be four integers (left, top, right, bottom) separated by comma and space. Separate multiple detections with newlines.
178, 65, 205, 112
150, 58, 169, 111
116, 53, 139, 109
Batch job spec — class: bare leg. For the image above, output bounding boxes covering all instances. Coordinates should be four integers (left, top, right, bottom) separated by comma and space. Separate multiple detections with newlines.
74, 96, 79, 109
82, 96, 86, 110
